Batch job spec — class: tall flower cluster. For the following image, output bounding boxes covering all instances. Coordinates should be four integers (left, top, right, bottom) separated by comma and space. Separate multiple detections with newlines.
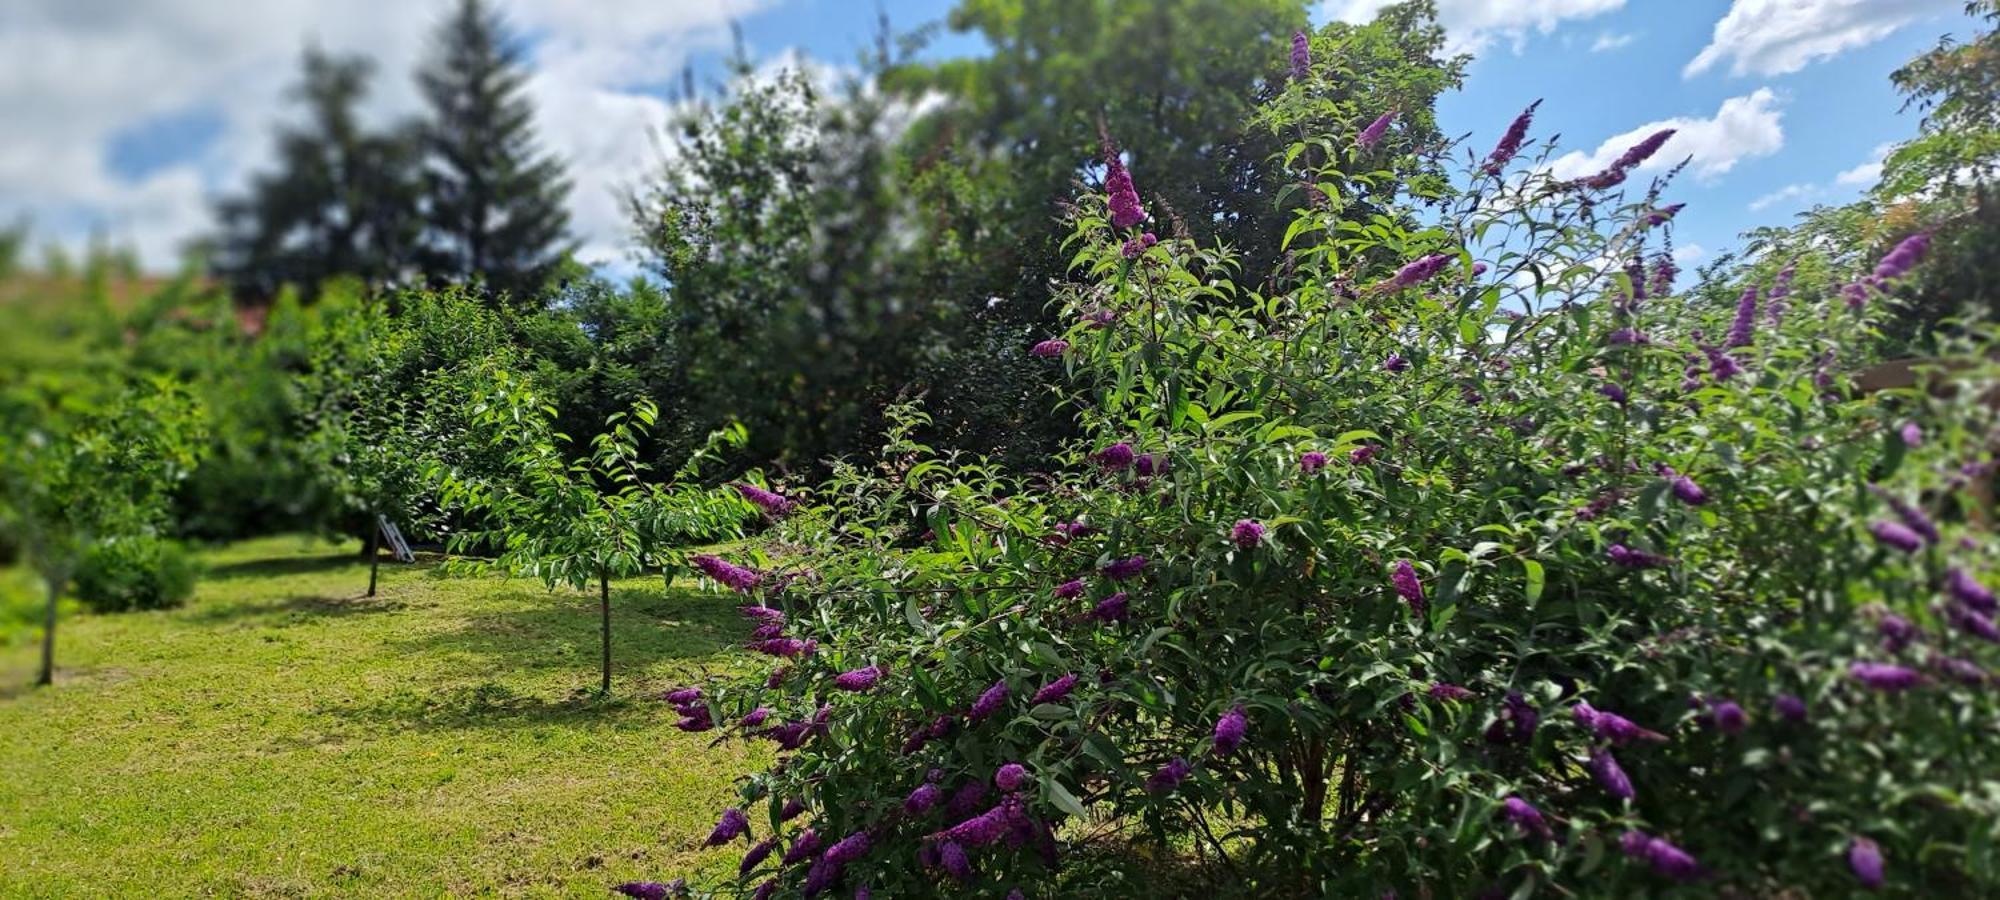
1289, 30, 1311, 79
692, 554, 763, 593
1102, 138, 1147, 229
1482, 99, 1541, 174
1578, 128, 1675, 190
1357, 110, 1396, 148
732, 482, 795, 517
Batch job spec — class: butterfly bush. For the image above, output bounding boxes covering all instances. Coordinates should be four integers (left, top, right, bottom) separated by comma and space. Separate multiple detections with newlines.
646, 33, 2000, 899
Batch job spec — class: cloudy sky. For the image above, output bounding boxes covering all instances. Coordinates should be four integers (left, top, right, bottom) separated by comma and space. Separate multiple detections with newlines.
0, 0, 1978, 276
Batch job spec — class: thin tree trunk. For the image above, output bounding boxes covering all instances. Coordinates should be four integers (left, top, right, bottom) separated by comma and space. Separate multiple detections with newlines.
599, 569, 612, 694
366, 518, 381, 598
36, 575, 59, 687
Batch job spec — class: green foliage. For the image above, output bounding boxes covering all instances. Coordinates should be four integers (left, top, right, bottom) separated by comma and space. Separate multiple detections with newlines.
71, 535, 199, 613
661, 29, 2000, 898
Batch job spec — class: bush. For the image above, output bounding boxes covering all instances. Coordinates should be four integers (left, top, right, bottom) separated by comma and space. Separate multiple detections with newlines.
73, 536, 198, 613
645, 27, 2000, 900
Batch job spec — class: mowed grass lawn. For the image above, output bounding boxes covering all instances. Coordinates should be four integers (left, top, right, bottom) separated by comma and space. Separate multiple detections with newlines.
0, 536, 766, 897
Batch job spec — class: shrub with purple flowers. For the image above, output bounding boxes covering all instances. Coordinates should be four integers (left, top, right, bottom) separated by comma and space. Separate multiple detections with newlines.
637, 23, 2000, 899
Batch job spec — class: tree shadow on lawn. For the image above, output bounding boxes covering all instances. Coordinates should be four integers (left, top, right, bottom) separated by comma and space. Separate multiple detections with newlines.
326, 586, 750, 733
182, 592, 410, 626
202, 552, 362, 582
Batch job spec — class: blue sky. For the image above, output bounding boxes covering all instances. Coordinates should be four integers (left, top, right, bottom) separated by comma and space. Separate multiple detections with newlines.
0, 0, 1976, 273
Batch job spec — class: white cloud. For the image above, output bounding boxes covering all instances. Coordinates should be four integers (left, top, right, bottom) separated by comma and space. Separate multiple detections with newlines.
1684, 0, 1961, 79
1590, 32, 1636, 53
1328, 0, 1626, 56
0, 0, 770, 272
1836, 143, 1895, 187
1547, 88, 1785, 184
1748, 183, 1819, 212
1674, 243, 1706, 264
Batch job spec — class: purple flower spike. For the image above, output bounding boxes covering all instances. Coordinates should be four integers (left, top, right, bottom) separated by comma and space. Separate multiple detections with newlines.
1774, 693, 1807, 722
733, 482, 795, 517
1850, 661, 1923, 691
1949, 568, 1997, 613
614, 882, 679, 900
967, 679, 1010, 722
1588, 746, 1634, 800
1054, 578, 1086, 599
1670, 473, 1707, 506
1231, 519, 1266, 549
1094, 442, 1136, 470
905, 782, 942, 816
995, 763, 1030, 792
1899, 421, 1922, 447
1879, 613, 1917, 651
1949, 604, 2000, 642
1101, 556, 1148, 580
1358, 110, 1396, 148
1710, 700, 1747, 735
1607, 543, 1668, 569
1102, 143, 1146, 229
833, 665, 883, 692
1384, 352, 1410, 372
1031, 339, 1069, 358
1349, 444, 1379, 465
1726, 286, 1757, 348
1088, 591, 1131, 623
1213, 705, 1248, 754
704, 807, 750, 847
1849, 836, 1885, 889
1483, 99, 1541, 174
782, 829, 821, 865
824, 831, 871, 865
1870, 521, 1924, 553
1290, 30, 1311, 79
1300, 451, 1329, 475
1645, 202, 1685, 227
740, 837, 778, 875
1429, 682, 1475, 701
1032, 673, 1080, 705
939, 841, 972, 881
1391, 560, 1425, 615
1501, 795, 1552, 840
1622, 830, 1701, 881
691, 554, 763, 593
1145, 757, 1192, 794
1384, 253, 1452, 290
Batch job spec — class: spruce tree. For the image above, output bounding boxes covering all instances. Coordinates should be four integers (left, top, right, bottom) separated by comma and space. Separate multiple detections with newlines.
415, 0, 573, 307
209, 46, 423, 300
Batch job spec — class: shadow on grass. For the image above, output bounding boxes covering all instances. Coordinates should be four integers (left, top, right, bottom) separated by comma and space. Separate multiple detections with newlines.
183, 592, 408, 626
325, 586, 748, 732
203, 553, 361, 581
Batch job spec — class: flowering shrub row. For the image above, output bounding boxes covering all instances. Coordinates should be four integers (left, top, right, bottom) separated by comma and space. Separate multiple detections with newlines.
625, 28, 2000, 899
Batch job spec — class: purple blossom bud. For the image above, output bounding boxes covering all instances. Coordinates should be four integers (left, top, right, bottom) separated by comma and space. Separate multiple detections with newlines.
1391, 560, 1425, 615
1608, 327, 1650, 345
946, 780, 989, 819
1120, 233, 1159, 259
833, 665, 883, 692
1576, 703, 1667, 744
1774, 693, 1808, 722
1134, 452, 1166, 477
995, 763, 1030, 792
1607, 543, 1668, 569
1872, 232, 1930, 283
1385, 253, 1452, 290
781, 829, 821, 865
1850, 661, 1923, 691
1599, 382, 1628, 405
1358, 110, 1396, 148
1870, 521, 1924, 553
1300, 451, 1329, 475
905, 782, 941, 816
1849, 836, 1885, 889
1103, 144, 1147, 229
1384, 352, 1410, 372
1145, 756, 1192, 794
1500, 795, 1552, 840
674, 709, 713, 732
1054, 579, 1085, 600
614, 881, 684, 900
692, 554, 763, 593
1088, 591, 1131, 623
1031, 339, 1069, 358
705, 807, 750, 846
824, 830, 871, 865
1231, 519, 1266, 549
1094, 442, 1136, 470
1032, 673, 1080, 705
967, 679, 1009, 722
1933, 655, 1989, 685
1670, 473, 1707, 506
1101, 556, 1148, 580
1710, 699, 1747, 735
1621, 830, 1701, 881
1948, 568, 1997, 613
1349, 444, 1379, 465
1645, 203, 1685, 226
1290, 30, 1311, 79
739, 606, 784, 627
1482, 99, 1541, 174
1726, 286, 1757, 348
1948, 603, 2000, 642
1879, 613, 1918, 651
1705, 345, 1743, 381
1899, 421, 1922, 447
1213, 705, 1248, 754
931, 801, 1014, 847
740, 707, 772, 729
740, 837, 778, 875
733, 482, 795, 517
748, 637, 817, 658
1589, 746, 1635, 800
1504, 691, 1539, 741
939, 841, 972, 881
1651, 253, 1678, 296
663, 686, 703, 706
1429, 682, 1475, 701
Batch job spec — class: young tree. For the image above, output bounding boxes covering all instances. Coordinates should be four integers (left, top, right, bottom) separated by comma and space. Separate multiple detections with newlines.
436, 366, 752, 693
0, 379, 205, 686
415, 0, 573, 306
209, 46, 423, 301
